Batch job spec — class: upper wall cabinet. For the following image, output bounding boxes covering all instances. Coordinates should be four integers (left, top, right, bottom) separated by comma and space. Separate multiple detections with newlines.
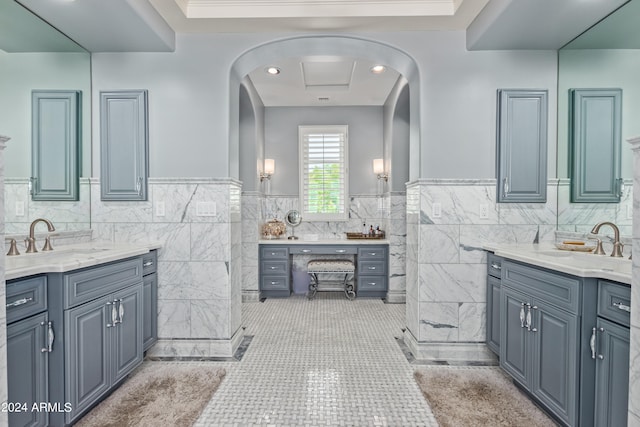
496, 89, 548, 203
32, 90, 81, 201
100, 90, 149, 201
569, 89, 622, 203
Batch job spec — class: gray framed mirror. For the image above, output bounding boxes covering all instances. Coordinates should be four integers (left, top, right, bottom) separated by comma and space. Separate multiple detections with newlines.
284, 209, 302, 240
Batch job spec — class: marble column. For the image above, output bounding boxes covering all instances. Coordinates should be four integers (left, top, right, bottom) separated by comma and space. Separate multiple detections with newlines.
0, 135, 10, 426
626, 136, 640, 425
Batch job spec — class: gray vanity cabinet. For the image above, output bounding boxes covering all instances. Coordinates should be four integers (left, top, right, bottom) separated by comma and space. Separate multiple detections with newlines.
357, 246, 388, 298
31, 90, 81, 201
496, 89, 548, 203
593, 280, 630, 427
569, 88, 622, 203
259, 246, 291, 298
501, 261, 581, 426
6, 275, 50, 427
100, 90, 149, 201
486, 253, 502, 355
142, 250, 158, 351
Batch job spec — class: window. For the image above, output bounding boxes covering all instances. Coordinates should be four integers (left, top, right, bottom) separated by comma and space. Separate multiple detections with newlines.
299, 125, 349, 221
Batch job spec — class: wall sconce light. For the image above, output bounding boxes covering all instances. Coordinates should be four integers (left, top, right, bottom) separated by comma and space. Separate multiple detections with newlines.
261, 158, 275, 181
373, 158, 388, 181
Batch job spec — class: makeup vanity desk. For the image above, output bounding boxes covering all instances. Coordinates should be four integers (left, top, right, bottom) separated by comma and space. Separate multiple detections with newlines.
259, 239, 389, 299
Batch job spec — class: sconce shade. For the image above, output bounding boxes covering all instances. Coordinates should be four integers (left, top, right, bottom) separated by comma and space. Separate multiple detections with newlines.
373, 158, 384, 175
264, 158, 275, 175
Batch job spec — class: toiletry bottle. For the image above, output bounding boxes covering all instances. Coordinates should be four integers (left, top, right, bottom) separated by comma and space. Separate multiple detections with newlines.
369, 225, 374, 236
362, 222, 367, 235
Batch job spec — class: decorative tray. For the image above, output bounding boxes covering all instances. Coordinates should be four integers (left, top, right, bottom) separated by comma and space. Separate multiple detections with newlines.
554, 242, 596, 252
345, 232, 385, 240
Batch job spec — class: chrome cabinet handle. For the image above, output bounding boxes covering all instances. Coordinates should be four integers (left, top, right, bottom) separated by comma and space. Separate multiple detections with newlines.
29, 177, 37, 195
490, 263, 501, 270
368, 252, 377, 256
136, 177, 143, 196
302, 249, 312, 253
590, 327, 597, 359
525, 304, 532, 331
530, 305, 538, 332
270, 266, 277, 270
118, 299, 125, 323
270, 281, 278, 285
106, 301, 114, 327
618, 178, 625, 197
367, 282, 377, 286
613, 302, 631, 313
6, 297, 33, 308
111, 301, 119, 325
40, 321, 54, 353
503, 177, 509, 195
335, 249, 346, 253
143, 260, 154, 267
519, 303, 526, 328
368, 266, 376, 270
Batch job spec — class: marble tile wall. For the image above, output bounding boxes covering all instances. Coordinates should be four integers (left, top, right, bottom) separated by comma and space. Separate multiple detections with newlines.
627, 137, 640, 425
405, 179, 558, 357
0, 136, 9, 425
91, 177, 243, 358
4, 178, 91, 234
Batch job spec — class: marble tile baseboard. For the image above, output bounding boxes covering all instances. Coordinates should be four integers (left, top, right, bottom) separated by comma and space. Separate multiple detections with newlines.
403, 329, 497, 363
147, 329, 245, 359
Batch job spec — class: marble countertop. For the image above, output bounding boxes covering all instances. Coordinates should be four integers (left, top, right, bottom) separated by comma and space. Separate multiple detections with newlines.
259, 238, 389, 245
5, 241, 162, 281
484, 243, 632, 285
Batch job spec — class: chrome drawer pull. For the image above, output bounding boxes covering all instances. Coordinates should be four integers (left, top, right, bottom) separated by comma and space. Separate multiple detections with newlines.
368, 266, 376, 270
143, 261, 154, 267
270, 266, 277, 270
302, 249, 312, 253
271, 252, 277, 256
368, 252, 377, 256
490, 263, 501, 270
613, 302, 631, 313
271, 281, 278, 285
590, 327, 597, 359
519, 303, 526, 328
40, 321, 54, 353
6, 297, 33, 308
335, 249, 346, 253
367, 282, 377, 286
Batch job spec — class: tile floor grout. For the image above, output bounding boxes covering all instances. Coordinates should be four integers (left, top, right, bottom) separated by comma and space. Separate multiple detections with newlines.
193, 293, 439, 426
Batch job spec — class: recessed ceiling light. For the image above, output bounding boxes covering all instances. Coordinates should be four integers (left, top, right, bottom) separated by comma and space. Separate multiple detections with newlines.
265, 66, 281, 75
370, 65, 386, 74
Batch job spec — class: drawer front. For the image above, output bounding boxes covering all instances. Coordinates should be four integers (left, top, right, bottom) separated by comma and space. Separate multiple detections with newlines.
290, 245, 357, 255
64, 257, 143, 309
502, 261, 581, 314
6, 276, 48, 323
358, 275, 387, 291
357, 246, 387, 259
261, 261, 289, 275
358, 260, 387, 276
261, 276, 289, 290
142, 250, 158, 276
487, 252, 503, 278
261, 247, 289, 259
598, 280, 631, 327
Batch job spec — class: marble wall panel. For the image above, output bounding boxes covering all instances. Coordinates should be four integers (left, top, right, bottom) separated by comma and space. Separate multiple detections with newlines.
190, 223, 230, 261
420, 180, 497, 225
191, 299, 230, 338
114, 223, 191, 261
418, 264, 485, 303
157, 300, 191, 338
458, 303, 486, 342
158, 261, 230, 300
459, 224, 540, 264
418, 302, 459, 341
420, 224, 460, 264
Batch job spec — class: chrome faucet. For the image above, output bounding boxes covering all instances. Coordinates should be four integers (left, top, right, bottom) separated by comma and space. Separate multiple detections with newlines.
590, 221, 623, 257
26, 218, 55, 253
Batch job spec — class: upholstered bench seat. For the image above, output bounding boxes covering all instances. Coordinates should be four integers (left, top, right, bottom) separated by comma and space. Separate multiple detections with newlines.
307, 259, 356, 300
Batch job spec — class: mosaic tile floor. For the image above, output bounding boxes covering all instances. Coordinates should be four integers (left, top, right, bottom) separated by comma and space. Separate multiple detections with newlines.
194, 293, 438, 426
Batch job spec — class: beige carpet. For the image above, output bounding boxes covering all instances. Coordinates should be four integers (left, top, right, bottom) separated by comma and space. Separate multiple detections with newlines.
75, 362, 226, 427
414, 367, 558, 427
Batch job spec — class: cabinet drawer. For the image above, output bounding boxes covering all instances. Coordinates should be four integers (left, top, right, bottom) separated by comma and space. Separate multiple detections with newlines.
487, 252, 503, 278
6, 276, 48, 324
598, 280, 631, 327
142, 250, 157, 276
261, 247, 289, 259
357, 247, 387, 259
358, 275, 387, 291
261, 261, 288, 275
358, 260, 386, 275
261, 276, 289, 290
64, 257, 143, 309
502, 261, 581, 314
290, 246, 357, 255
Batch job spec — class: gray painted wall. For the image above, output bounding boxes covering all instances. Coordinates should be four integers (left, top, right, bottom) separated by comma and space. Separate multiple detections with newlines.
264, 106, 383, 196
91, 31, 557, 180
239, 79, 265, 192
384, 78, 410, 192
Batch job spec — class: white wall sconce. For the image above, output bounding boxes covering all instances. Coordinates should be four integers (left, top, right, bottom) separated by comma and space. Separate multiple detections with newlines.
373, 158, 388, 181
261, 158, 275, 181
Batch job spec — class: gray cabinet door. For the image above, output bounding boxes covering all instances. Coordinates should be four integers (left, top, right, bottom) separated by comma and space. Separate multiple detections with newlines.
100, 90, 148, 201
531, 298, 578, 426
7, 313, 49, 427
143, 273, 158, 351
569, 89, 622, 203
594, 317, 629, 427
500, 286, 529, 386
486, 275, 501, 355
31, 90, 80, 201
112, 284, 144, 383
65, 295, 111, 423
496, 89, 548, 203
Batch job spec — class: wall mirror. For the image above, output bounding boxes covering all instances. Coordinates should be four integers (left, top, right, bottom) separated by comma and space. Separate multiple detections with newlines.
284, 209, 302, 240
557, 0, 640, 232
0, 1, 91, 233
